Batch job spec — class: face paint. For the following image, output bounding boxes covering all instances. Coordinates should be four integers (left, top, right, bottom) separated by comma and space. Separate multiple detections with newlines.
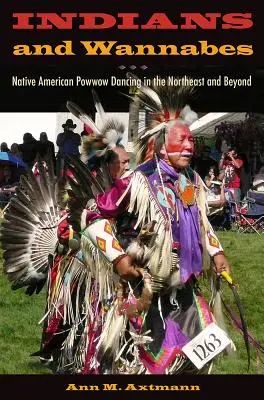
165, 122, 194, 156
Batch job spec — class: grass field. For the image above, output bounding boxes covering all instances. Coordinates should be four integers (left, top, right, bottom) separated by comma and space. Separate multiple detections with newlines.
0, 231, 264, 374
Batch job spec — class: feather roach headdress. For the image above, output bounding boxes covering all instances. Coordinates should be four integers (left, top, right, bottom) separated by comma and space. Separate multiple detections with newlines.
67, 89, 125, 163
126, 73, 198, 164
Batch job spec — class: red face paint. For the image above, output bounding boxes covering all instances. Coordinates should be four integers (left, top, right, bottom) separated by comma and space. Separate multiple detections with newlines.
165, 122, 194, 156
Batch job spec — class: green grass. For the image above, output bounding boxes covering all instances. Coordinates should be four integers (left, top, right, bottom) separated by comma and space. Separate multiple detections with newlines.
202, 232, 264, 374
0, 246, 49, 374
0, 231, 264, 374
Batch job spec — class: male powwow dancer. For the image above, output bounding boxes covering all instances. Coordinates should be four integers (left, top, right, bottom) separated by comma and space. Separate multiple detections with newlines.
30, 94, 132, 370
54, 78, 234, 374
1, 92, 133, 372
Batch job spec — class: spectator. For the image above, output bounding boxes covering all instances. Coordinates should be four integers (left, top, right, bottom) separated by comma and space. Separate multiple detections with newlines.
207, 181, 228, 210
56, 119, 81, 156
207, 180, 232, 231
1, 142, 10, 152
0, 165, 19, 208
56, 119, 81, 176
204, 166, 219, 190
0, 165, 16, 187
219, 148, 244, 202
18, 132, 39, 169
37, 132, 56, 172
192, 146, 218, 180
10, 143, 22, 159
239, 152, 250, 200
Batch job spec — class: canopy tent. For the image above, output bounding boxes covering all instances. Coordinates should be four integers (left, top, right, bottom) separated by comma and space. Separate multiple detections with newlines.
190, 112, 246, 138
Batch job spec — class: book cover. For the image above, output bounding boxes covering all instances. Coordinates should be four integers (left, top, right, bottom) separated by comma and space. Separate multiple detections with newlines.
0, 0, 263, 396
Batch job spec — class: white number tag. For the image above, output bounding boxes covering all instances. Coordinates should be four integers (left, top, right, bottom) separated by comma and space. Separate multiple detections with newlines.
182, 322, 231, 370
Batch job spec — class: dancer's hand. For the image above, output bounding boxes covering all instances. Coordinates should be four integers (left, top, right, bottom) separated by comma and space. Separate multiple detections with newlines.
213, 252, 231, 276
114, 255, 141, 281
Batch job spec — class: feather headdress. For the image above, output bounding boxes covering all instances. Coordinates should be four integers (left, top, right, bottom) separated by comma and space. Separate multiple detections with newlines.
67, 90, 125, 163
126, 73, 198, 164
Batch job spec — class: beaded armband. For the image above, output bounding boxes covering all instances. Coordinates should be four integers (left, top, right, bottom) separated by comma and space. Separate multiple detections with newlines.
206, 227, 224, 257
83, 219, 126, 263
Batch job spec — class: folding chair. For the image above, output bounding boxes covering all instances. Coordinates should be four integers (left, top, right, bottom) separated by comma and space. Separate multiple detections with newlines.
245, 190, 264, 234
232, 191, 264, 235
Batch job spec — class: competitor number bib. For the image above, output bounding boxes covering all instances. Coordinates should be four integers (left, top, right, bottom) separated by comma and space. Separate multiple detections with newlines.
182, 322, 232, 370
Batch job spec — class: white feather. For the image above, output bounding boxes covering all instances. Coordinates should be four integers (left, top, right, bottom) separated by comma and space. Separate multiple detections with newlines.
102, 129, 119, 145
139, 86, 163, 110
92, 89, 107, 123
180, 105, 198, 126
66, 101, 101, 136
140, 122, 167, 139
126, 241, 144, 261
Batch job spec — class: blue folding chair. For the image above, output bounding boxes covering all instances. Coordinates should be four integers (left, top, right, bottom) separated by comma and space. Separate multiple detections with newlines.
233, 190, 264, 235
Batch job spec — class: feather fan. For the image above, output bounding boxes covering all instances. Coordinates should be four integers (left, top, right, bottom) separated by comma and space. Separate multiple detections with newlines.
63, 155, 106, 233
1, 155, 60, 295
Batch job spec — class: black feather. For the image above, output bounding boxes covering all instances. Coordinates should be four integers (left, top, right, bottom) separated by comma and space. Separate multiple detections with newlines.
221, 285, 251, 370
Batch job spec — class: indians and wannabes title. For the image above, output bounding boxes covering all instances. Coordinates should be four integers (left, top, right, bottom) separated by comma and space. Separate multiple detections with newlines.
12, 12, 254, 56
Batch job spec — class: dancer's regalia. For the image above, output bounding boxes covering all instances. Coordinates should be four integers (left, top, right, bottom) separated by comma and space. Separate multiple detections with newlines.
2, 80, 263, 374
